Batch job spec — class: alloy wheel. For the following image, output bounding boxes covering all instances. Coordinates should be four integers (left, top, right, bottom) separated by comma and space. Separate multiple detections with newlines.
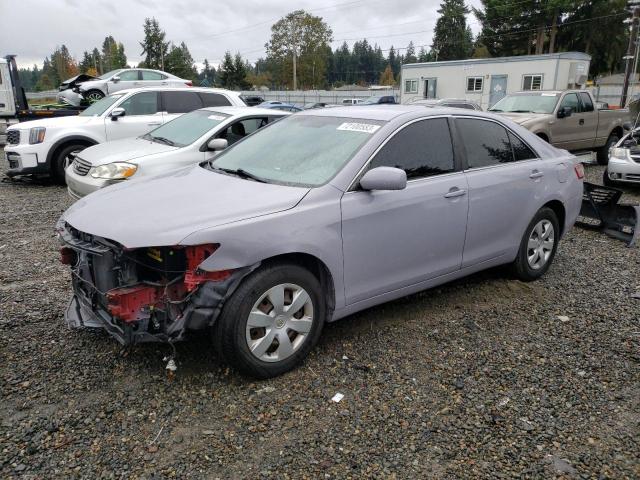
527, 219, 554, 270
245, 283, 314, 363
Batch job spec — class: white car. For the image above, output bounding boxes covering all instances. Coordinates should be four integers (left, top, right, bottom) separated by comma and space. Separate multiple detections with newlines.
4, 87, 245, 183
65, 107, 288, 198
78, 68, 192, 102
605, 127, 640, 186
341, 98, 365, 105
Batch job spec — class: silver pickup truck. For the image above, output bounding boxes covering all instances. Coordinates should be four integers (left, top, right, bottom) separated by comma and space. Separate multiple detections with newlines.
489, 90, 626, 165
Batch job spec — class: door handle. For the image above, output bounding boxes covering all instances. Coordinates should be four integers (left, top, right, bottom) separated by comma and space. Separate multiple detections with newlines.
147, 122, 161, 126
579, 119, 584, 126
529, 170, 544, 179
444, 187, 467, 198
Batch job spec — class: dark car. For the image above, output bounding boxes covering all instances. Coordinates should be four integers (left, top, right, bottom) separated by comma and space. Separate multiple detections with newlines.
360, 95, 397, 105
241, 95, 266, 107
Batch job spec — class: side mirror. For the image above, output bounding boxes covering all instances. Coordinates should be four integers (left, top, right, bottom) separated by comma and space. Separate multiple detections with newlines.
557, 106, 573, 119
110, 107, 125, 121
359, 166, 407, 191
207, 138, 228, 151
623, 122, 633, 131
111, 75, 121, 83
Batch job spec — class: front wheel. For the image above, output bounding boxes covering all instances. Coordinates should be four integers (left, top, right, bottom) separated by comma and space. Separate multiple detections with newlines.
213, 263, 325, 378
597, 133, 619, 165
84, 89, 105, 102
511, 207, 560, 282
52, 144, 86, 184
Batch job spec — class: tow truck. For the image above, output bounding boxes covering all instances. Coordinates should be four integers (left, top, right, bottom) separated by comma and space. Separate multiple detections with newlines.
0, 55, 85, 146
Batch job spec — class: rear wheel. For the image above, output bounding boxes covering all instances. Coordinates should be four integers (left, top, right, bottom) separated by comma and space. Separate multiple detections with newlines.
597, 133, 619, 165
213, 263, 325, 378
52, 144, 86, 184
512, 207, 559, 282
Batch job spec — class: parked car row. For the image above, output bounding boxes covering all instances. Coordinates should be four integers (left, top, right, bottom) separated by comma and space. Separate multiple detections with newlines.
41, 98, 584, 378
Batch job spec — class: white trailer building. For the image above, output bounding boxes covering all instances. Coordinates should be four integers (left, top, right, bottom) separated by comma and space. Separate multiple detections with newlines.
400, 52, 591, 109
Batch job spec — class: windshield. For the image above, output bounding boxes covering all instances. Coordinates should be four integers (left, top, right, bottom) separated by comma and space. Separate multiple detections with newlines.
210, 115, 384, 187
99, 69, 123, 80
489, 93, 559, 114
143, 110, 230, 147
79, 94, 124, 116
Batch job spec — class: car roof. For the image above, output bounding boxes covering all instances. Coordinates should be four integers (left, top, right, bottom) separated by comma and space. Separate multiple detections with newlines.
199, 106, 290, 117
297, 105, 434, 121
110, 86, 240, 96
512, 90, 563, 95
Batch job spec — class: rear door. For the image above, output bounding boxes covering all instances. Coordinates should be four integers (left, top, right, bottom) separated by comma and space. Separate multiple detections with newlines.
140, 70, 168, 88
455, 117, 543, 267
104, 91, 163, 140
341, 117, 469, 304
160, 90, 204, 123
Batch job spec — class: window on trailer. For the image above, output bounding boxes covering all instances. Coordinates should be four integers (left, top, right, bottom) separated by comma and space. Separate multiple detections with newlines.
405, 79, 418, 93
467, 77, 483, 93
523, 75, 543, 91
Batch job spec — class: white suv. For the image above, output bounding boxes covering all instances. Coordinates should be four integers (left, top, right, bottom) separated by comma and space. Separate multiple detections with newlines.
4, 87, 245, 183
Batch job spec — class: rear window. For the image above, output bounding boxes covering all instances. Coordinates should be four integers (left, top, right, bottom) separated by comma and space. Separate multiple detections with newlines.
199, 92, 232, 107
162, 91, 203, 113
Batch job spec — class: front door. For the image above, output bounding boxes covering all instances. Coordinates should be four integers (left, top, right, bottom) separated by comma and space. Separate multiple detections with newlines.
424, 78, 437, 99
105, 91, 163, 141
489, 75, 507, 108
341, 117, 468, 305
552, 92, 587, 150
107, 69, 140, 94
454, 117, 543, 266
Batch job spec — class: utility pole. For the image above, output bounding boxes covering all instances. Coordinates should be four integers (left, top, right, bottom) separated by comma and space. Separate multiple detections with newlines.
621, 1, 640, 107
292, 47, 297, 91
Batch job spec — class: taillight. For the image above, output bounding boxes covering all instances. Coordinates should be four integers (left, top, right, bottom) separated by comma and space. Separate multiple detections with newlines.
185, 81, 193, 87
574, 163, 584, 179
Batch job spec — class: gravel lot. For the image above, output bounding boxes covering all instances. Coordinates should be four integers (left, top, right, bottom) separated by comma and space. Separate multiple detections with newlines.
0, 157, 638, 479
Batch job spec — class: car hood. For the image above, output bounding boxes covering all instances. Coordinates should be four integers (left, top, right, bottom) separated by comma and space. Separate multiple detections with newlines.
493, 112, 544, 125
60, 74, 98, 89
12, 115, 97, 131
77, 138, 176, 166
61, 165, 310, 248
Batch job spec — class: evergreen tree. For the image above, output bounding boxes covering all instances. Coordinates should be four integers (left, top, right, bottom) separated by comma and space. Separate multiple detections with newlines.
432, 0, 473, 61
198, 59, 216, 86
404, 41, 418, 64
388, 46, 401, 78
139, 18, 169, 70
164, 42, 198, 81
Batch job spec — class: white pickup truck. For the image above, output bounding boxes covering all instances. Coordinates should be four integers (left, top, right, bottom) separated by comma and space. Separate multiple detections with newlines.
489, 90, 626, 165
4, 86, 245, 183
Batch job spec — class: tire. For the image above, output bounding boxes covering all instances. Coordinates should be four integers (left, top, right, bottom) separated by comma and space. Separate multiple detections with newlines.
84, 90, 104, 102
597, 133, 619, 165
213, 263, 325, 379
511, 207, 560, 282
52, 144, 86, 184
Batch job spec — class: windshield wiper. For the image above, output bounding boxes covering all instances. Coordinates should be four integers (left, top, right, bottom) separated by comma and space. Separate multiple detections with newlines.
489, 108, 502, 112
508, 110, 532, 113
212, 167, 268, 183
150, 135, 175, 146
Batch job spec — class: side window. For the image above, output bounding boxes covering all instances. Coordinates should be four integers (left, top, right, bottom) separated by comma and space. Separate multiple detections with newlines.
508, 132, 537, 161
559, 93, 581, 113
162, 91, 203, 113
457, 118, 513, 167
579, 92, 594, 112
141, 70, 166, 81
199, 92, 232, 107
216, 118, 267, 146
118, 91, 159, 116
369, 118, 455, 180
118, 70, 139, 81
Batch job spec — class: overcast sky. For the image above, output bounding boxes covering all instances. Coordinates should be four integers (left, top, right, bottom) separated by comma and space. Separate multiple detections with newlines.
0, 0, 484, 70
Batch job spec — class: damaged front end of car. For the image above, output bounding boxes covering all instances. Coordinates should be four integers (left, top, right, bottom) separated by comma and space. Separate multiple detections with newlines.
56, 220, 254, 345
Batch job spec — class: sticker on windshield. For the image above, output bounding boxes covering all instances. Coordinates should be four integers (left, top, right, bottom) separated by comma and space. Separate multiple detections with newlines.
337, 122, 381, 134
208, 115, 226, 120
